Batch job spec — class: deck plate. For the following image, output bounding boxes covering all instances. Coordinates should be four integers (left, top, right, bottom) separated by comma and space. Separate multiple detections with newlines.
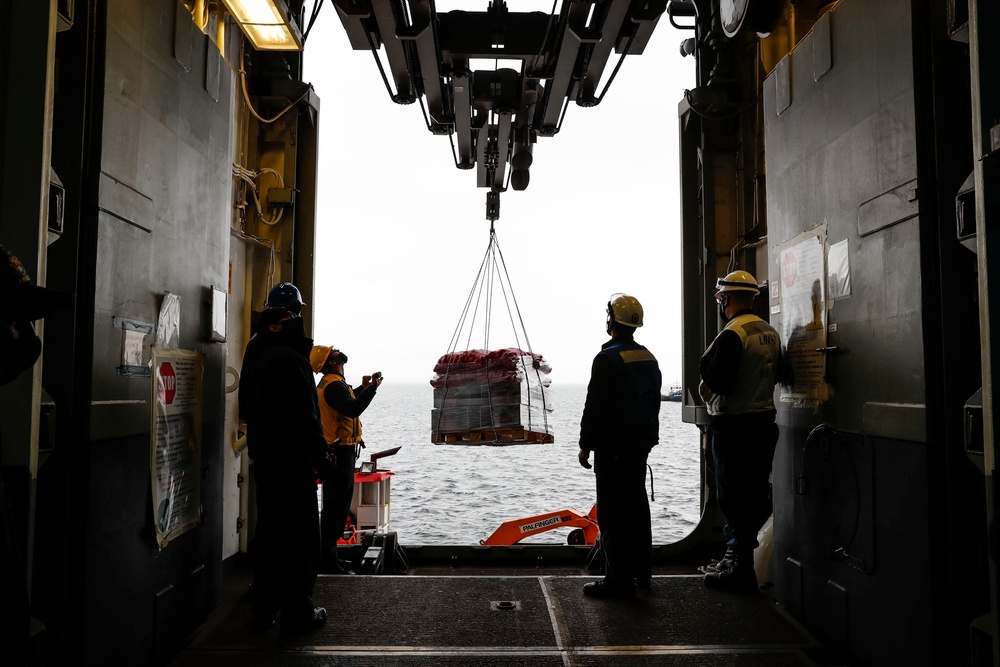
175, 573, 821, 666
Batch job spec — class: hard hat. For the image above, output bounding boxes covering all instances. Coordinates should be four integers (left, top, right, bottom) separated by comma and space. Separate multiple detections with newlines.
265, 282, 305, 312
310, 345, 347, 372
607, 293, 644, 328
715, 270, 759, 298
310, 345, 333, 373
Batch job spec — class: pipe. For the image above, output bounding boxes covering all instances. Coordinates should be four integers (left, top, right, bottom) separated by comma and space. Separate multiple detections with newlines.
193, 0, 209, 30
215, 6, 225, 51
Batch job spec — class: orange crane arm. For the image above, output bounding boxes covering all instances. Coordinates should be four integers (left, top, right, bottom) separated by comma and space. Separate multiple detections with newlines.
479, 505, 599, 546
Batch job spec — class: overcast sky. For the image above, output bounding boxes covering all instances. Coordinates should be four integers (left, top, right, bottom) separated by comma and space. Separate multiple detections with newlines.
303, 3, 695, 386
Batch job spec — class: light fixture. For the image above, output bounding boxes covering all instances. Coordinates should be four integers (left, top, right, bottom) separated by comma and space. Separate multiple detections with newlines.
220, 0, 303, 51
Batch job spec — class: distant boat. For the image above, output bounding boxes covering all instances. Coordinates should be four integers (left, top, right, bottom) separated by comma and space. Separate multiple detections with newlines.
662, 385, 682, 402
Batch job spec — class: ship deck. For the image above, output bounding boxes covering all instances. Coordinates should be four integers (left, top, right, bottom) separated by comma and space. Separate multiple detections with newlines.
172, 559, 847, 667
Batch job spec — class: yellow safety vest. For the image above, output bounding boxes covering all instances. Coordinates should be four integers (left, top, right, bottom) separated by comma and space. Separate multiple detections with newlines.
700, 313, 780, 416
317, 373, 363, 446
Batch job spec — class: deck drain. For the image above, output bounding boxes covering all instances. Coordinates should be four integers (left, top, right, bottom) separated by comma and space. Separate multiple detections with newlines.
490, 600, 521, 611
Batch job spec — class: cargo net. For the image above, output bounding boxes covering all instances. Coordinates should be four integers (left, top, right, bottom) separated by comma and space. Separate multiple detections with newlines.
430, 225, 553, 445
431, 349, 553, 444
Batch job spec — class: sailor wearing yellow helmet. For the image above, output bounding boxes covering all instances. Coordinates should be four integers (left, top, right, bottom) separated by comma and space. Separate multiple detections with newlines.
578, 293, 662, 599
699, 270, 786, 592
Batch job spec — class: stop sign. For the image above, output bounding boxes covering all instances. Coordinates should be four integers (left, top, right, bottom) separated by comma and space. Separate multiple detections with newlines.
782, 250, 798, 289
158, 362, 176, 405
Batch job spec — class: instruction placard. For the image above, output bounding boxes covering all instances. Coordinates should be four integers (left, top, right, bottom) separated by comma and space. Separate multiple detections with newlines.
777, 228, 830, 407
151, 348, 204, 547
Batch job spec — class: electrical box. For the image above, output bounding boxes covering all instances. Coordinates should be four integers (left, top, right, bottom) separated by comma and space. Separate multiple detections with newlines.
266, 187, 295, 207
351, 470, 392, 534
48, 167, 65, 244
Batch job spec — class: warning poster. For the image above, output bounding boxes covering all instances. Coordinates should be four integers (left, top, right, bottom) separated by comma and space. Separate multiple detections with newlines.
151, 348, 204, 548
777, 228, 829, 407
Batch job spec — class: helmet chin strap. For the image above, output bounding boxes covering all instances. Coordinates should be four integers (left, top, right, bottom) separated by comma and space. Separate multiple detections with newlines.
718, 294, 733, 323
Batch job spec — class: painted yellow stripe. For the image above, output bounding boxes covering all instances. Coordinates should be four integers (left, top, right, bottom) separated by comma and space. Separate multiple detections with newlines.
619, 349, 655, 363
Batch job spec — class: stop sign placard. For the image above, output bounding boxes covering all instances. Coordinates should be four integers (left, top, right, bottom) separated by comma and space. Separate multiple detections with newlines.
158, 362, 176, 405
782, 249, 798, 289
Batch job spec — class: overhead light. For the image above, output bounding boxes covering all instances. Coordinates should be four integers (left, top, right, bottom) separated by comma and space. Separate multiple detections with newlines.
221, 0, 302, 51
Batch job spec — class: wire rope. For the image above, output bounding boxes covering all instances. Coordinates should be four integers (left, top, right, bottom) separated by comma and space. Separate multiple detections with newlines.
491, 227, 550, 434
437, 224, 551, 443
365, 29, 398, 101
447, 238, 492, 354
595, 26, 637, 105
302, 0, 326, 43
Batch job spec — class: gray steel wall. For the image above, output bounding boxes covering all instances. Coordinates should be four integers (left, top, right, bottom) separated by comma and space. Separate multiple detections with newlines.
763, 0, 933, 663
83, 0, 235, 659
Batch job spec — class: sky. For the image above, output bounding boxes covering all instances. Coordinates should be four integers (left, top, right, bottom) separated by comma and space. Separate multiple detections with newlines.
302, 2, 696, 386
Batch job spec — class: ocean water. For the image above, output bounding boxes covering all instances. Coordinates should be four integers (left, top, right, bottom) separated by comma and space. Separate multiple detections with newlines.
351, 382, 703, 546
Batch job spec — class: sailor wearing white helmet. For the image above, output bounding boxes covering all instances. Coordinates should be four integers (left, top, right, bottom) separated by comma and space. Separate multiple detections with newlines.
699, 270, 787, 592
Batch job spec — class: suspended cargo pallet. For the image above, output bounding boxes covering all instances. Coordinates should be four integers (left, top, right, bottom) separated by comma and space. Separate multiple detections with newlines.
430, 348, 553, 445
431, 226, 554, 445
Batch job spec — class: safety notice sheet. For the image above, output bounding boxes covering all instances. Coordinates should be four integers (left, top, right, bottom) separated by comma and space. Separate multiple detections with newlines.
151, 348, 205, 548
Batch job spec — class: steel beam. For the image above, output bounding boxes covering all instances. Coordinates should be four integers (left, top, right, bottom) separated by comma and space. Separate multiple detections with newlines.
397, 0, 448, 130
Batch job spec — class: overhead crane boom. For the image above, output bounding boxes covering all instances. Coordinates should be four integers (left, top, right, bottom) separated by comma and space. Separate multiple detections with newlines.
332, 0, 668, 220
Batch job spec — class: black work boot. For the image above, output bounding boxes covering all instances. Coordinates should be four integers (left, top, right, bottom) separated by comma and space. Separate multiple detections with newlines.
704, 555, 757, 592
251, 610, 278, 633
583, 578, 635, 599
281, 606, 328, 634
700, 547, 736, 574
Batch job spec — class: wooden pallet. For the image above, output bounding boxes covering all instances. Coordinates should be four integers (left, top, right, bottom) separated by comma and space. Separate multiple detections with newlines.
431, 427, 554, 445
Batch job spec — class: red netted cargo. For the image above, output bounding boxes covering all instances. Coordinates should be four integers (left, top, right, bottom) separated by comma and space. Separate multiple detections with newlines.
430, 348, 553, 445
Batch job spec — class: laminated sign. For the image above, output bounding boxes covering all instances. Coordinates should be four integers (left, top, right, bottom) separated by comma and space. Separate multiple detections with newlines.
776, 227, 830, 408
151, 348, 204, 547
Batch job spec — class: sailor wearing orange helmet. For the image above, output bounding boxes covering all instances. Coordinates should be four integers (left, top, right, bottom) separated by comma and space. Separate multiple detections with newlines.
310, 345, 382, 574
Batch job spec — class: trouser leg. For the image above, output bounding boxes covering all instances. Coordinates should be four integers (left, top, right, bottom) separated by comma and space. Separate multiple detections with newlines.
595, 450, 650, 587
321, 446, 356, 566
711, 417, 777, 559
278, 477, 321, 621
741, 421, 777, 561
251, 466, 280, 620
712, 430, 753, 557
628, 458, 653, 580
